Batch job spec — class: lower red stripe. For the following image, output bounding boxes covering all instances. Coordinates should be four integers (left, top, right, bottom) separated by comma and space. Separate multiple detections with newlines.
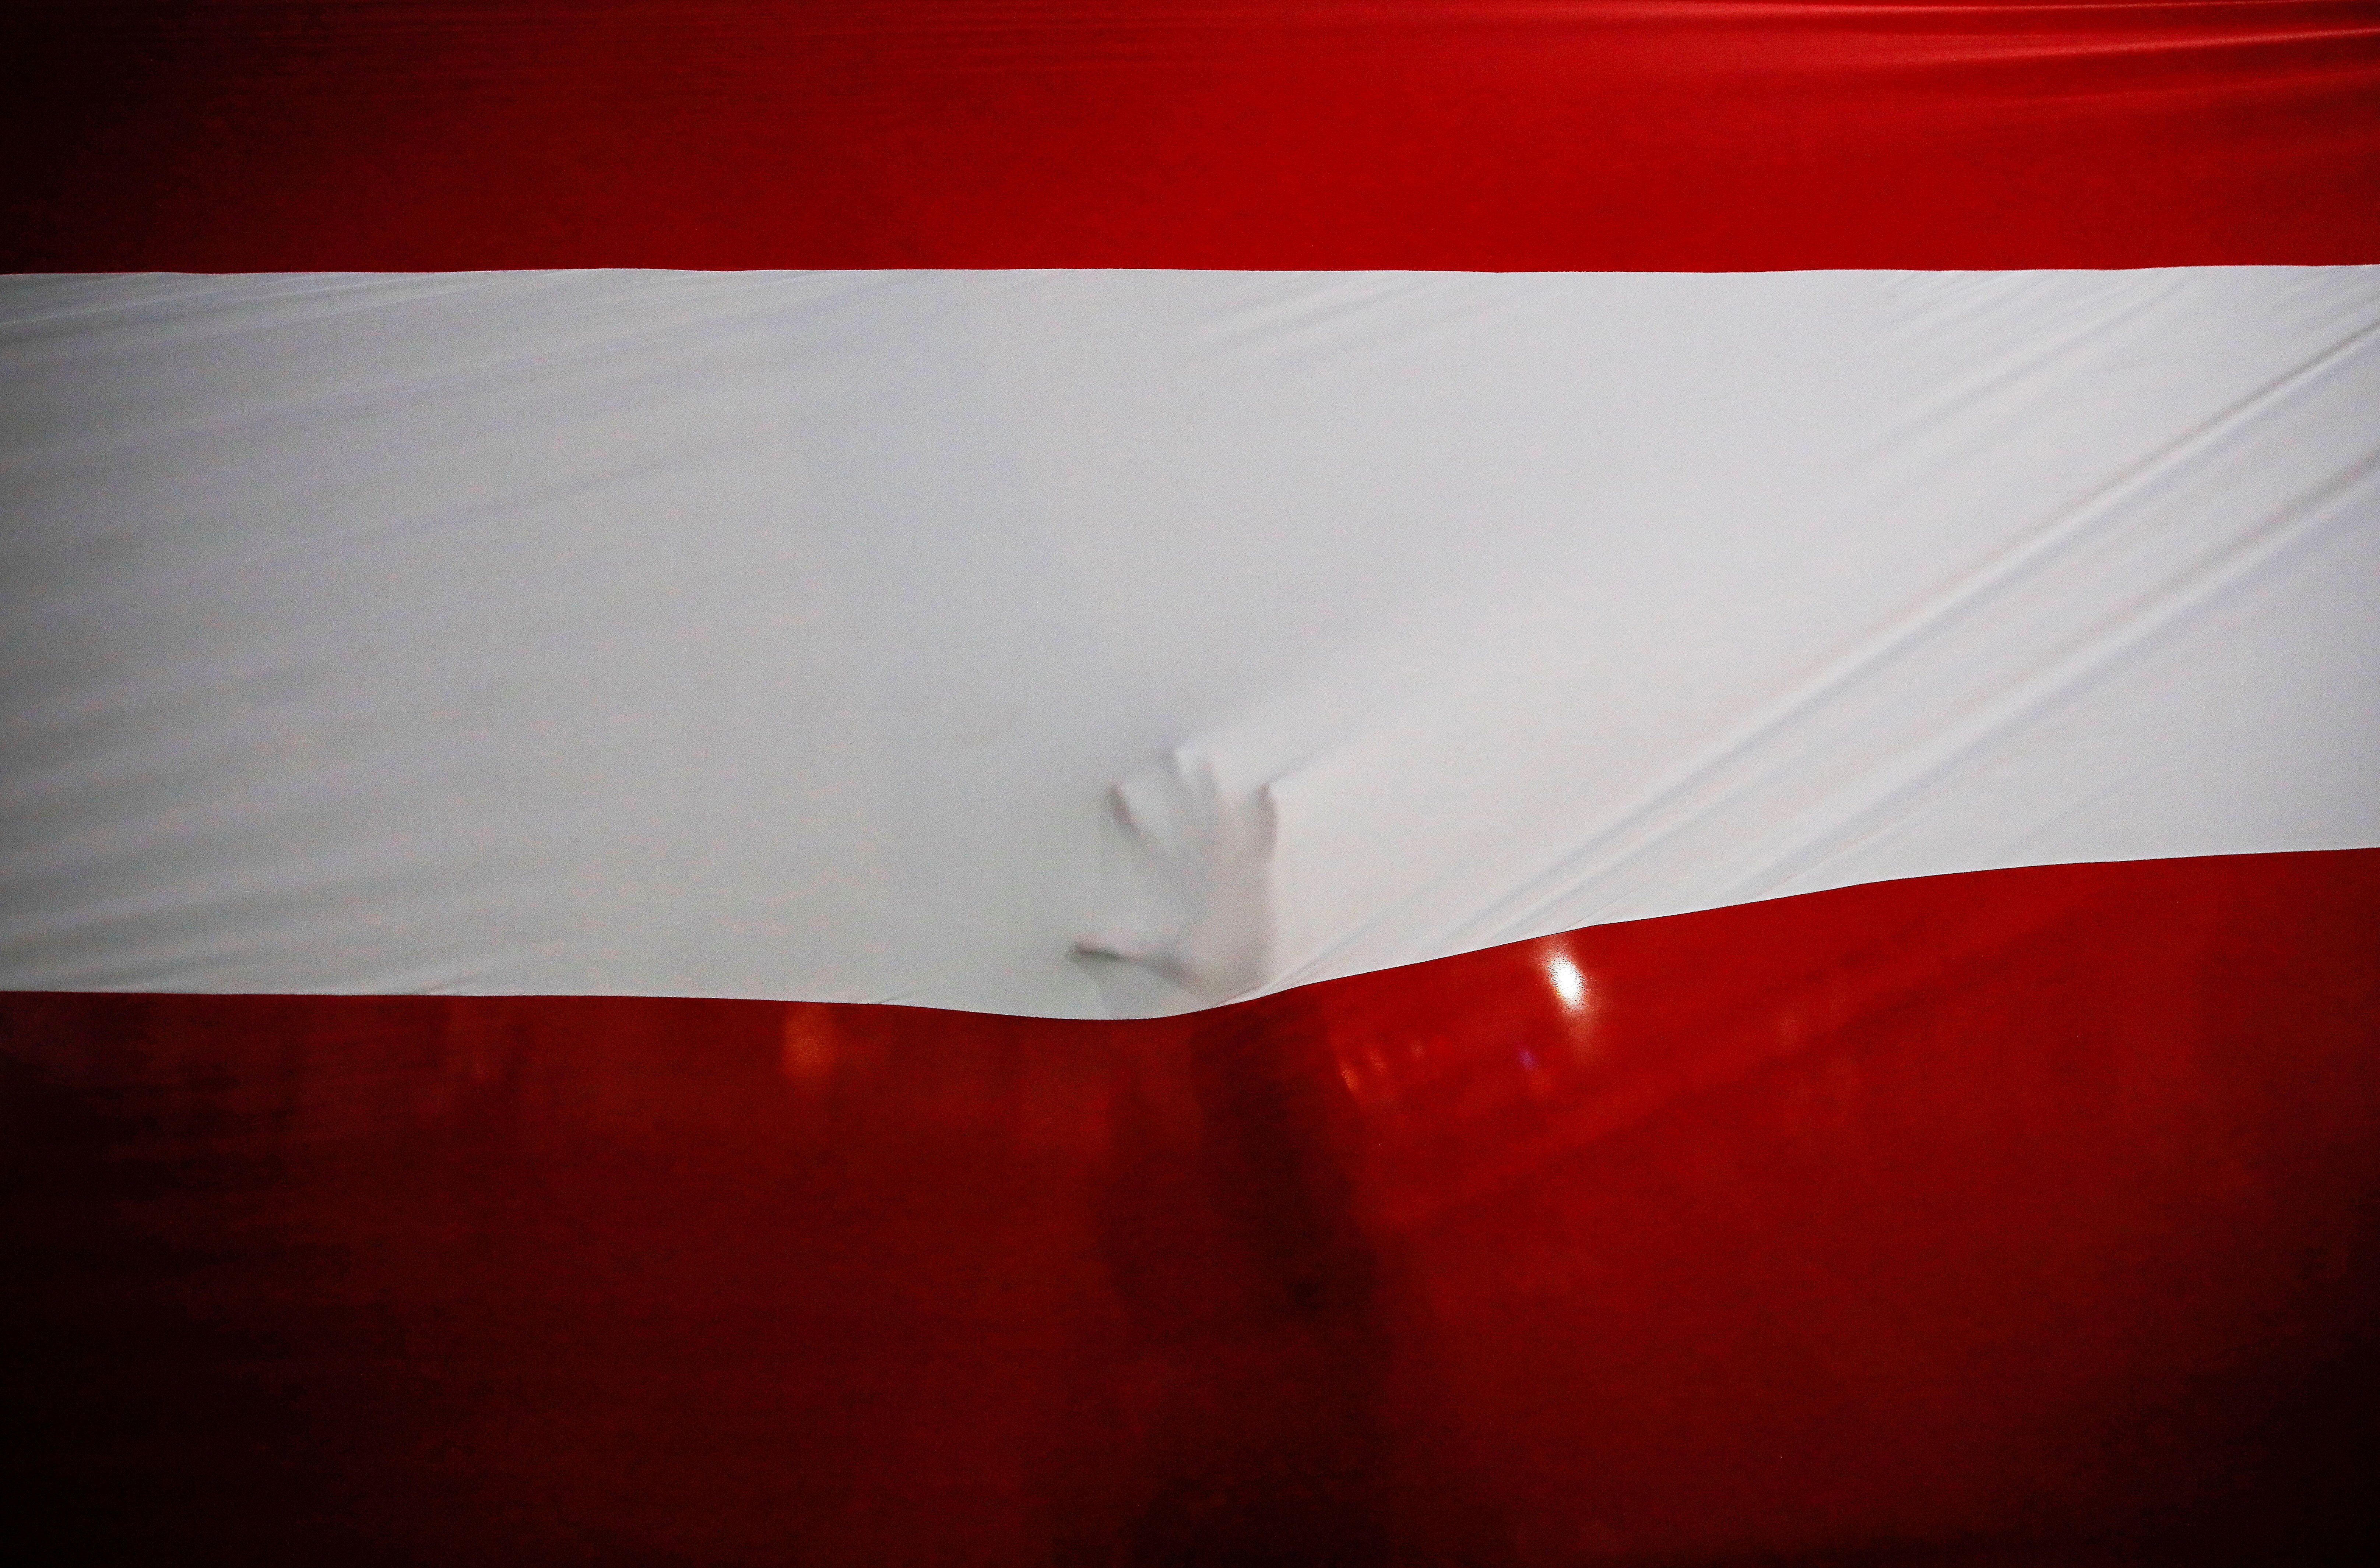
7, 849, 2378, 1563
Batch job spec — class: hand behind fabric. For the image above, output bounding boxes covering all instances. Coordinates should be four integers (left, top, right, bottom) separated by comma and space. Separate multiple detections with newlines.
1076, 749, 1279, 1016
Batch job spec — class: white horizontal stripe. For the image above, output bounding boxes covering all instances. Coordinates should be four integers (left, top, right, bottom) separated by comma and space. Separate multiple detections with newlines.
3, 269, 2374, 1015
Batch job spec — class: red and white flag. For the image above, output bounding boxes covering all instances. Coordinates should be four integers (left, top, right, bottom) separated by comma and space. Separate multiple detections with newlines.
6, 5, 2378, 1565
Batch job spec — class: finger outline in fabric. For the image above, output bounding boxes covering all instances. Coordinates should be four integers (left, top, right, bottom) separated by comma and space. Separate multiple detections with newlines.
1076, 748, 1279, 1017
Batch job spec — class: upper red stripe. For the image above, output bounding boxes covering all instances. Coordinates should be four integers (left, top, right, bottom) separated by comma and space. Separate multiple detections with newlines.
7, 1, 2376, 272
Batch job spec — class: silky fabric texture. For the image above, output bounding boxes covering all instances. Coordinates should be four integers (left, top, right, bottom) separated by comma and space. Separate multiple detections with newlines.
7, 1, 2378, 271
9, 4, 2380, 1566
10, 850, 2378, 1565
6, 269, 2377, 1013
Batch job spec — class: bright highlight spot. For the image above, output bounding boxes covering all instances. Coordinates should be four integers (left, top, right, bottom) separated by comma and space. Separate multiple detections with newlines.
1546, 952, 1587, 1011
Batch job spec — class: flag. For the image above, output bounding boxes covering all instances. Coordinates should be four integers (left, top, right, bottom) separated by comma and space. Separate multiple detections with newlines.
6, 4, 2379, 1564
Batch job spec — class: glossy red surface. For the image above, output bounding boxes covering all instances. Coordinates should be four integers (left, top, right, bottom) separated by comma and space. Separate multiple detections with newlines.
7, 1, 2378, 271
9, 849, 2378, 1564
